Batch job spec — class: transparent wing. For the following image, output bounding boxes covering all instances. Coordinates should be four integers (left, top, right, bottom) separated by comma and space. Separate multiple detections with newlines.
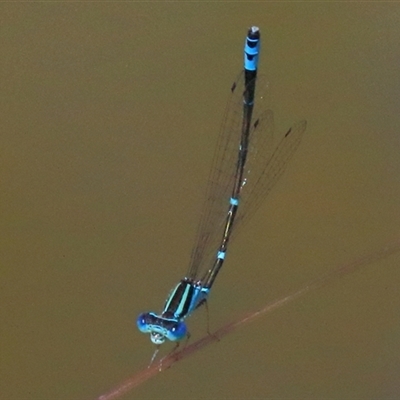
186, 72, 274, 279
236, 118, 307, 231
186, 70, 306, 282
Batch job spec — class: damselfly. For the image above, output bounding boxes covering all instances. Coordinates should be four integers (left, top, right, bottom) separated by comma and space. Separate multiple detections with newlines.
137, 27, 307, 354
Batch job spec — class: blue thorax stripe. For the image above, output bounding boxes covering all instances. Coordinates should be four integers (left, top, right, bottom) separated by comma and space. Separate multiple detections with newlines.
163, 280, 194, 319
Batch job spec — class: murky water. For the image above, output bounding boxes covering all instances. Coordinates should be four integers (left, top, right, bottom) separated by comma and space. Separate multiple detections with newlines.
1, 4, 399, 400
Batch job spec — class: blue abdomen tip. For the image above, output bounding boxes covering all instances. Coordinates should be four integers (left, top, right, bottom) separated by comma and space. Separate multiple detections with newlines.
244, 26, 260, 72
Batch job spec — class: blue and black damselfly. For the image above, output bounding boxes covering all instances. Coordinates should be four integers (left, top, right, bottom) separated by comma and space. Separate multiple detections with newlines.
137, 27, 307, 355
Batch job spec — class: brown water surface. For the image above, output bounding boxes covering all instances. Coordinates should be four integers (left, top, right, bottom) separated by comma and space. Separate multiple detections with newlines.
1, 3, 399, 400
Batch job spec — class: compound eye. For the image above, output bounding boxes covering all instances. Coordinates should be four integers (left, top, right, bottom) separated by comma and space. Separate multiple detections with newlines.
136, 313, 150, 333
167, 321, 187, 341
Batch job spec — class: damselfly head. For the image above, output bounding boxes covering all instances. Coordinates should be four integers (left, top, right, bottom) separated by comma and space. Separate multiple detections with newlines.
137, 311, 188, 343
